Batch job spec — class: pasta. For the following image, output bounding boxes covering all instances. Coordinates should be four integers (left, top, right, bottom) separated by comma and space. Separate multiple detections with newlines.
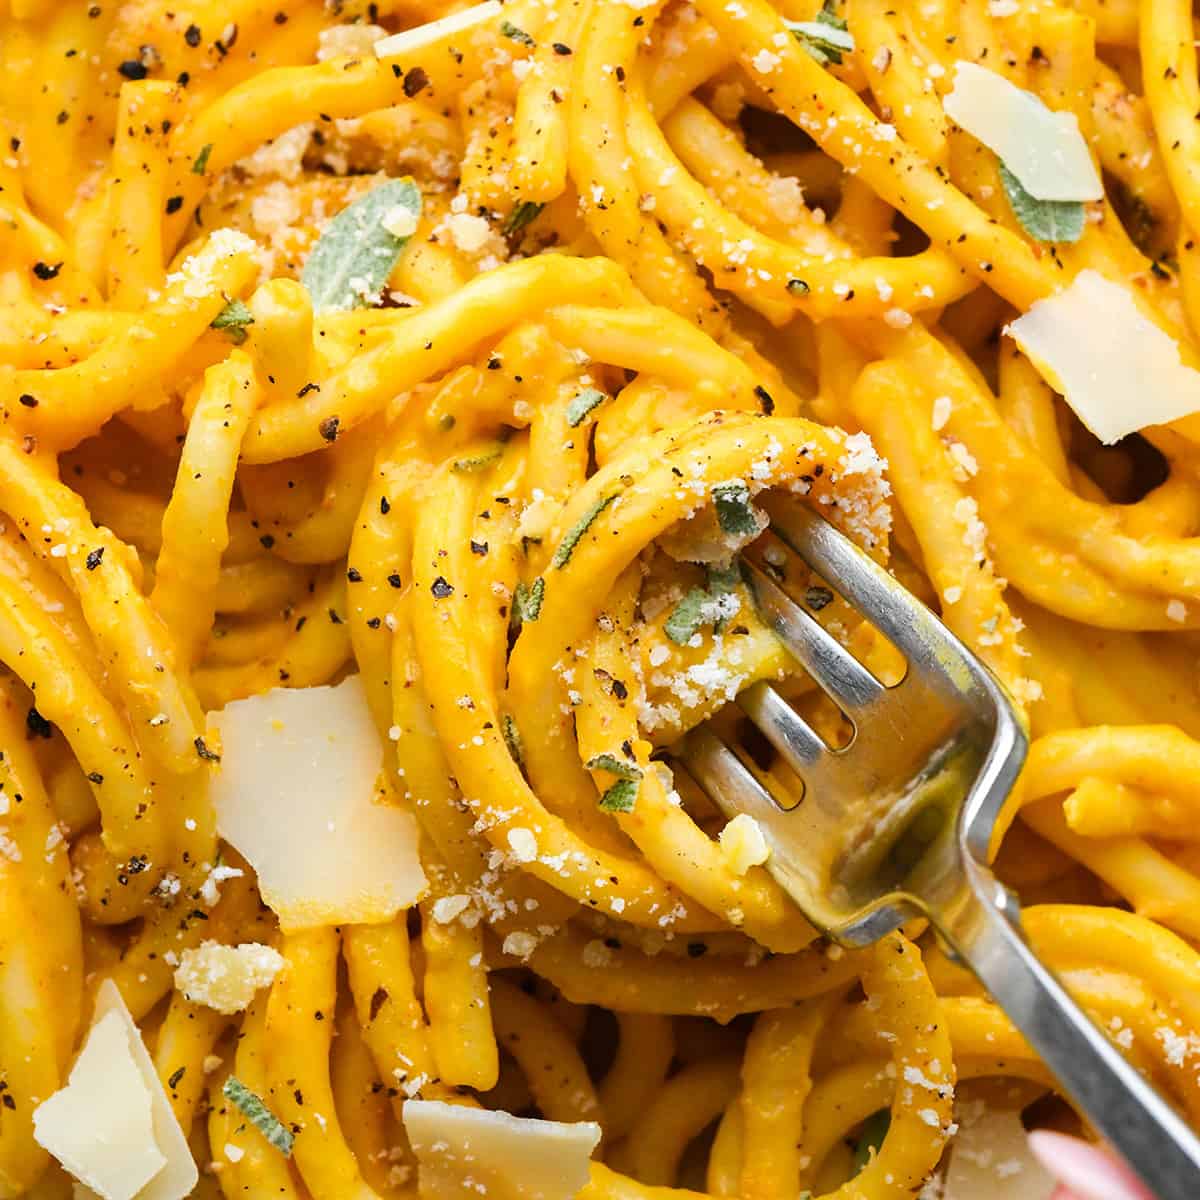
2, 0, 1200, 1195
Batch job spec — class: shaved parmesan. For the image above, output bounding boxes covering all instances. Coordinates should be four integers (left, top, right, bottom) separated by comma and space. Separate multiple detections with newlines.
943, 1107, 1054, 1199
34, 982, 197, 1200
208, 677, 427, 931
943, 62, 1102, 202
374, 2, 501, 60
1006, 270, 1200, 444
403, 1100, 600, 1200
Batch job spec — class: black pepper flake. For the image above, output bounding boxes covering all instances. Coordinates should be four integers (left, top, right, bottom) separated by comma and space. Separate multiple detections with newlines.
26, 708, 53, 739
552, 42, 572, 54
328, 608, 343, 624
612, 678, 628, 700
470, 539, 488, 555
168, 1066, 186, 1089
165, 195, 184, 215
260, 534, 275, 549
1, 1095, 14, 1111
379, 496, 391, 515
56, 111, 69, 125
431, 576, 454, 599
184, 23, 201, 46
274, 11, 288, 23
85, 547, 104, 570
686, 942, 708, 958
347, 567, 363, 582
18, 394, 37, 408
318, 415, 340, 442
403, 66, 430, 97
367, 617, 381, 629
754, 384, 775, 415
32, 261, 62, 281
118, 59, 149, 79
297, 381, 320, 398
194, 736, 221, 762
805, 585, 834, 611
387, 572, 402, 588
615, 65, 626, 82
87, 771, 104, 784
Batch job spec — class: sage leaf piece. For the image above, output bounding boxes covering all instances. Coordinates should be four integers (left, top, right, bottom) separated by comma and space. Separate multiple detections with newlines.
664, 587, 710, 645
565, 388, 607, 427
211, 298, 255, 344
584, 753, 642, 782
301, 178, 422, 313
785, 3, 854, 66
712, 481, 759, 537
502, 200, 544, 236
222, 1076, 294, 1156
598, 777, 638, 812
999, 163, 1084, 244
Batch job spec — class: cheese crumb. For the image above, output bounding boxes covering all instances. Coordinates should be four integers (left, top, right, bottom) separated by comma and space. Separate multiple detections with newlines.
718, 813, 771, 875
174, 942, 285, 1015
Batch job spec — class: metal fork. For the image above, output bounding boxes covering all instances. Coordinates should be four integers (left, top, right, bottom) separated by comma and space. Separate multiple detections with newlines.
680, 497, 1200, 1199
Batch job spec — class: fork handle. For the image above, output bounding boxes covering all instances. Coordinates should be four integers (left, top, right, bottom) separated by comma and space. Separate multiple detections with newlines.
935, 859, 1200, 1200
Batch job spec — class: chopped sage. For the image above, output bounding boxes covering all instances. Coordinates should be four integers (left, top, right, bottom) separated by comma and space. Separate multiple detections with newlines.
500, 20, 534, 45
585, 752, 642, 782
785, 3, 854, 66
451, 446, 503, 473
223, 1076, 294, 1157
300, 178, 422, 313
192, 143, 214, 175
566, 388, 607, 427
502, 200, 544, 236
664, 588, 710, 645
502, 713, 524, 769
211, 298, 254, 344
712, 481, 759, 537
598, 777, 638, 812
513, 577, 545, 625
999, 163, 1084, 244
552, 493, 617, 568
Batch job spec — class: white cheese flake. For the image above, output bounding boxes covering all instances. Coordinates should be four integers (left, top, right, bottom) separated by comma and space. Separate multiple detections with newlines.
403, 1100, 600, 1200
34, 981, 197, 1200
1006, 270, 1200, 444
209, 677, 427, 931
375, 2, 501, 60
943, 62, 1102, 201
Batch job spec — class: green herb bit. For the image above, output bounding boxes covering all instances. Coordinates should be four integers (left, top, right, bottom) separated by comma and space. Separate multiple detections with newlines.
706, 563, 743, 594
300, 177, 422, 313
500, 19, 535, 45
451, 446, 503, 473
712, 481, 759, 537
502, 200, 544, 236
851, 1108, 891, 1175
565, 388, 607, 428
211, 298, 255, 345
787, 278, 811, 295
552, 493, 617, 569
785, 2, 854, 66
598, 777, 638, 812
999, 163, 1084, 245
192, 143, 214, 175
585, 752, 642, 782
223, 1076, 294, 1157
502, 713, 524, 769
664, 587, 710, 645
513, 577, 545, 625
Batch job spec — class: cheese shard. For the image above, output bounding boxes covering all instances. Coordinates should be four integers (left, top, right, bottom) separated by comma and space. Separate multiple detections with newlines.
943, 62, 1102, 201
1006, 270, 1200, 444
374, 2, 501, 59
33, 981, 197, 1200
403, 1100, 601, 1200
943, 1106, 1055, 1199
208, 676, 426, 931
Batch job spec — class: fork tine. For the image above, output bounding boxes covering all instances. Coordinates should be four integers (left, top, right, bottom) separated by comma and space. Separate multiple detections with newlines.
684, 727, 799, 835
741, 555, 884, 713
737, 680, 825, 780
760, 497, 959, 668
